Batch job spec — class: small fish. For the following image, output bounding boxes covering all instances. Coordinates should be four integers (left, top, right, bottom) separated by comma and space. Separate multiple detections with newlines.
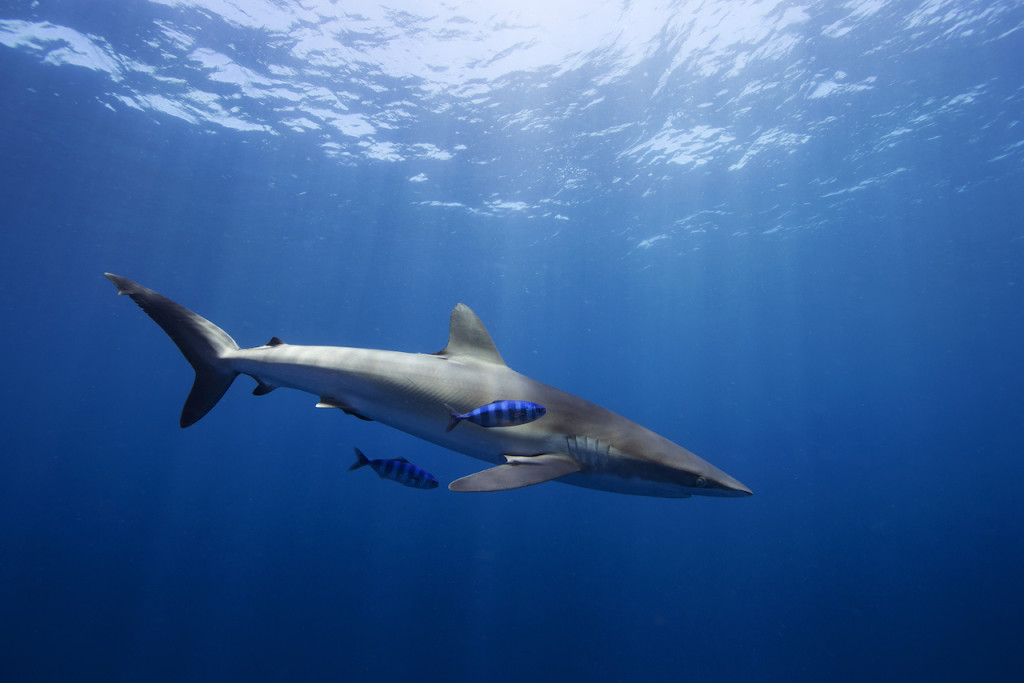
444, 400, 547, 433
349, 447, 439, 489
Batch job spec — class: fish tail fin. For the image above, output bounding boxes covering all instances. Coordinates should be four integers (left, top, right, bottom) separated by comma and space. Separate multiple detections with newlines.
349, 447, 370, 471
443, 403, 461, 433
105, 273, 240, 428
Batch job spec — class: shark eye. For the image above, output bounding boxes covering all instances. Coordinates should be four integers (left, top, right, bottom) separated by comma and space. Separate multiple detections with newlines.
695, 476, 707, 488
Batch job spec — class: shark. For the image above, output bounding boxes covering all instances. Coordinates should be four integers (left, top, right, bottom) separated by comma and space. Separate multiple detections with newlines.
105, 273, 752, 499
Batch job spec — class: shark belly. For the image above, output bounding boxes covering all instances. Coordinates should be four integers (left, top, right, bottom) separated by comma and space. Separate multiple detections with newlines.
226, 344, 721, 497
227, 344, 562, 466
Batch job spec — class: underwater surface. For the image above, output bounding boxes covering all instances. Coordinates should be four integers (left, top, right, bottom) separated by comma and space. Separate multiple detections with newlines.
1, 1, 1023, 680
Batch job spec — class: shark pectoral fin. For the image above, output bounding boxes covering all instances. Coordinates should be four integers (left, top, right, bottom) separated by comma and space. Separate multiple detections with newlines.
448, 453, 581, 493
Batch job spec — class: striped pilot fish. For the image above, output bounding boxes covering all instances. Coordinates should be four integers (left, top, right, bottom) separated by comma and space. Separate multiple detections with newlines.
444, 400, 547, 433
349, 447, 439, 489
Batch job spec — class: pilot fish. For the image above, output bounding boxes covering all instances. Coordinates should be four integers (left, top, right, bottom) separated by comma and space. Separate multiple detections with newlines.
444, 400, 547, 433
348, 447, 439, 489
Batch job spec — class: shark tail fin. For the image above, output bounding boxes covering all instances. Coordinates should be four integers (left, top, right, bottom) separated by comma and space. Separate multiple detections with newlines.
105, 273, 240, 428
443, 404, 462, 433
349, 447, 370, 471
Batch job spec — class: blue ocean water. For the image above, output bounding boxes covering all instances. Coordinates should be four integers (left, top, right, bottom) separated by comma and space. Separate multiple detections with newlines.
2, 1, 1023, 680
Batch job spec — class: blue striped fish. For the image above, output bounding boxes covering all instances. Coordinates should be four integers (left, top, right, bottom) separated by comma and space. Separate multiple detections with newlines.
348, 448, 439, 489
444, 400, 547, 433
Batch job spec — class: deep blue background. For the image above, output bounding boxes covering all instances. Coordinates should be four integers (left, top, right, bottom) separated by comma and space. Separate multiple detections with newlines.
2, 5, 1024, 681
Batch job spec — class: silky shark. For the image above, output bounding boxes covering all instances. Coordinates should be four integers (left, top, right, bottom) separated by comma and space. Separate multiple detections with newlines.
105, 273, 752, 499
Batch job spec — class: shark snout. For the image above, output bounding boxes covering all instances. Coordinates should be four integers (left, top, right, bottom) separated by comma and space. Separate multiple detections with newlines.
721, 480, 753, 497
694, 469, 753, 497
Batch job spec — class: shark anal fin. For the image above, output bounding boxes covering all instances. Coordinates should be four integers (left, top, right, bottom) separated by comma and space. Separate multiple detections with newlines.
448, 453, 581, 493
316, 397, 375, 421
252, 380, 277, 396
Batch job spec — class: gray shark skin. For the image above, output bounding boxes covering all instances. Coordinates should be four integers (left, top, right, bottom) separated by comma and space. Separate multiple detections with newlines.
105, 273, 752, 499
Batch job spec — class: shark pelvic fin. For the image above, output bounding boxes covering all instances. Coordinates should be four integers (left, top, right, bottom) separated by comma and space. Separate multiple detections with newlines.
316, 397, 375, 421
434, 303, 505, 365
448, 453, 581, 492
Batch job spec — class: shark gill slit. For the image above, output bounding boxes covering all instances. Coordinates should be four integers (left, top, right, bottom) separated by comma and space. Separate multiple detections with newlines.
567, 435, 613, 472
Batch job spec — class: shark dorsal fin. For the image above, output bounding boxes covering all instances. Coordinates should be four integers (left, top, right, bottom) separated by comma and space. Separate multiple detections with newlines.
435, 303, 505, 365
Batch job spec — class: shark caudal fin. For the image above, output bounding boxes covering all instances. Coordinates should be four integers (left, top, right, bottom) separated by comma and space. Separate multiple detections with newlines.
105, 273, 240, 428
